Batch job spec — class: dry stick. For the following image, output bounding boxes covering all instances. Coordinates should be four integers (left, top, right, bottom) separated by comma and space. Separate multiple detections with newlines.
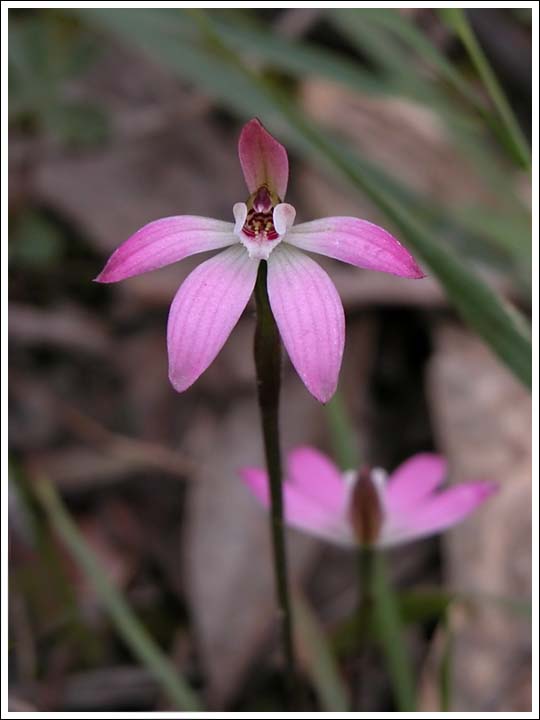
253, 261, 298, 704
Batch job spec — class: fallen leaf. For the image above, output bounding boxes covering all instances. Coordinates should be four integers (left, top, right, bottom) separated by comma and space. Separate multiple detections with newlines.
423, 324, 531, 711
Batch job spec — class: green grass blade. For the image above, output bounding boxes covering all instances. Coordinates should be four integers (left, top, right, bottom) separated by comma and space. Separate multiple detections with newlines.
324, 392, 360, 471
439, 612, 453, 711
211, 12, 390, 97
440, 8, 531, 170
33, 478, 202, 712
330, 9, 476, 106
371, 553, 416, 711
293, 590, 350, 711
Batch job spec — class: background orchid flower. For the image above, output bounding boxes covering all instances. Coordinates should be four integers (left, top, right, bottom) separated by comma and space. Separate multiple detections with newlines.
96, 118, 424, 402
240, 447, 497, 548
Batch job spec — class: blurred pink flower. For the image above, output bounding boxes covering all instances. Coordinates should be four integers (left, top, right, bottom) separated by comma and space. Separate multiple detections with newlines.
240, 447, 497, 547
96, 119, 424, 401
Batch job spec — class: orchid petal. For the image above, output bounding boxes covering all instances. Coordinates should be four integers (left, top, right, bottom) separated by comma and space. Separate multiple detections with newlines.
267, 245, 345, 403
238, 118, 289, 200
385, 453, 448, 515
384, 481, 498, 546
239, 467, 269, 507
233, 202, 248, 234
273, 203, 296, 235
239, 465, 353, 545
287, 446, 347, 514
285, 217, 425, 278
95, 216, 237, 283
167, 245, 258, 392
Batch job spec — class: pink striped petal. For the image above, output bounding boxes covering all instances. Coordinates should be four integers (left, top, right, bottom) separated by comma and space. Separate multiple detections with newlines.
385, 453, 448, 515
285, 217, 425, 278
239, 465, 352, 545
167, 246, 258, 392
238, 119, 289, 200
287, 447, 347, 514
389, 482, 498, 545
95, 216, 237, 283
267, 245, 345, 403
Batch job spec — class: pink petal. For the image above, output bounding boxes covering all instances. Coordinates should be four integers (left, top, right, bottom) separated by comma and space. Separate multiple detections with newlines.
95, 216, 237, 283
385, 453, 448, 515
287, 446, 347, 514
285, 217, 425, 278
240, 467, 270, 507
239, 465, 352, 545
267, 245, 345, 403
233, 202, 248, 234
390, 481, 498, 544
238, 119, 289, 200
167, 245, 258, 392
273, 203, 296, 235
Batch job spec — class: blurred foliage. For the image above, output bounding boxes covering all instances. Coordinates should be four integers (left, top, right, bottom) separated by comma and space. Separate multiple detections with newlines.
9, 11, 108, 145
9, 209, 66, 269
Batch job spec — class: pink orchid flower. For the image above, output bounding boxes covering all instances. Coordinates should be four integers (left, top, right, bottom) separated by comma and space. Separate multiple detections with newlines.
96, 119, 424, 402
240, 447, 497, 547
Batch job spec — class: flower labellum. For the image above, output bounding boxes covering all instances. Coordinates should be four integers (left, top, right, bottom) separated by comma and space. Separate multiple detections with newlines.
96, 119, 425, 402
240, 448, 497, 548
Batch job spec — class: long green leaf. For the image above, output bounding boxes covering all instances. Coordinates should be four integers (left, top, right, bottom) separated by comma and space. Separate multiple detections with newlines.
293, 590, 350, 711
330, 9, 477, 108
371, 553, 416, 711
440, 8, 531, 170
439, 612, 453, 711
324, 392, 360, 471
34, 477, 202, 712
211, 11, 390, 97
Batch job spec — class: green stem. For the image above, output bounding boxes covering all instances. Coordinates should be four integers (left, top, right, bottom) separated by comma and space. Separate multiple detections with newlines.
354, 545, 375, 709
441, 8, 531, 171
358, 546, 375, 620
253, 261, 297, 701
324, 393, 359, 471
33, 477, 202, 711
371, 552, 416, 711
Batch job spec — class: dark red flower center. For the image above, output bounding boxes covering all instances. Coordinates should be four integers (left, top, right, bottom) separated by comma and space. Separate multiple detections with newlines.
242, 186, 279, 241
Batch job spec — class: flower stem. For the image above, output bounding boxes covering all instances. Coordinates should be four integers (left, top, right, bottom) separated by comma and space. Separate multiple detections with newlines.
354, 545, 374, 707
358, 545, 375, 621
371, 552, 416, 711
253, 260, 297, 700
356, 547, 416, 710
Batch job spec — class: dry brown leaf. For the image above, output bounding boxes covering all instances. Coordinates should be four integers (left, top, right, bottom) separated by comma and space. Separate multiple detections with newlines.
33, 120, 243, 256
422, 325, 531, 712
300, 80, 493, 207
9, 302, 111, 355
